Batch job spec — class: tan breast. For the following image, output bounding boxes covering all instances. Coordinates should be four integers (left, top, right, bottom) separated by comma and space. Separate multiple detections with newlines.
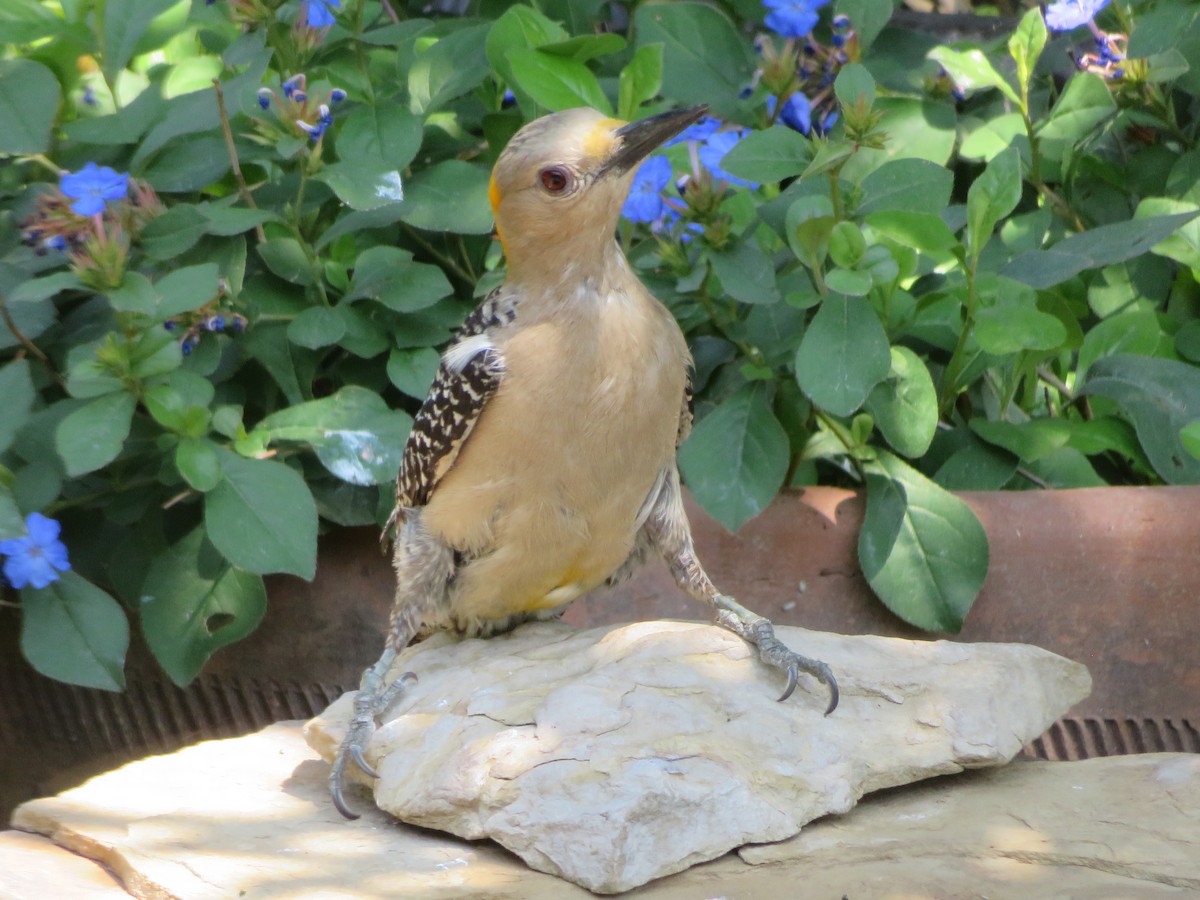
422, 280, 689, 627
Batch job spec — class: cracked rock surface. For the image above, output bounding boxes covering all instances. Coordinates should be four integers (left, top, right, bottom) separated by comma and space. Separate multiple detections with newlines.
304, 620, 1091, 892
9, 726, 1198, 897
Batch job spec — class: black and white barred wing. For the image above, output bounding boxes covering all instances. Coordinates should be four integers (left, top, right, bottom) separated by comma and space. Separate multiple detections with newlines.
382, 289, 515, 543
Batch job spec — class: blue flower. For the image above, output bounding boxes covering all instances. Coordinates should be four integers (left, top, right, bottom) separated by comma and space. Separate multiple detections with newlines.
330, 88, 347, 103
1044, 0, 1110, 31
305, 0, 340, 28
698, 130, 760, 189
665, 116, 723, 147
59, 162, 129, 217
763, 0, 830, 39
622, 155, 673, 224
768, 93, 812, 134
0, 513, 71, 590
282, 74, 305, 98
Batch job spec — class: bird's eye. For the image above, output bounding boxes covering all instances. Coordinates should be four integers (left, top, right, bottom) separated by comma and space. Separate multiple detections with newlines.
539, 166, 571, 194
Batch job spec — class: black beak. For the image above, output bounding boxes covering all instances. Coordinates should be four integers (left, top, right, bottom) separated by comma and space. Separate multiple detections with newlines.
601, 104, 709, 176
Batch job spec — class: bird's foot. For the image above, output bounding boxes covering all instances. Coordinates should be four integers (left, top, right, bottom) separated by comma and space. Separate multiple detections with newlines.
714, 598, 838, 715
328, 670, 417, 820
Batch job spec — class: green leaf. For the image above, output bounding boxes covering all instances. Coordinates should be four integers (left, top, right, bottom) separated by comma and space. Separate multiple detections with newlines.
101, 0, 176, 84
928, 45, 1020, 105
153, 263, 220, 320
708, 239, 779, 304
388, 347, 440, 399
1081, 354, 1200, 484
1136, 197, 1200, 271
678, 383, 789, 532
1182, 421, 1200, 460
0, 59, 61, 154
795, 294, 891, 416
865, 347, 938, 457
1008, 7, 1047, 96
973, 275, 1068, 354
1001, 212, 1200, 289
140, 205, 209, 260
139, 134, 230, 192
321, 161, 403, 212
0, 485, 23, 540
540, 32, 626, 62
344, 246, 453, 312
834, 63, 875, 109
966, 146, 1021, 264
0, 360, 35, 456
55, 392, 137, 476
197, 204, 282, 236
253, 386, 412, 485
833, 0, 891, 51
140, 527, 267, 686
0, 0, 68, 43
336, 104, 423, 171
288, 306, 345, 349
1036, 73, 1116, 150
507, 47, 611, 114
401, 160, 493, 234
866, 211, 960, 259
859, 451, 988, 632
176, 437, 222, 492
634, 2, 756, 120
408, 22, 492, 114
485, 4, 569, 110
257, 238, 315, 285
858, 158, 954, 216
205, 450, 317, 578
618, 43, 663, 120
720, 126, 812, 183
20, 573, 129, 691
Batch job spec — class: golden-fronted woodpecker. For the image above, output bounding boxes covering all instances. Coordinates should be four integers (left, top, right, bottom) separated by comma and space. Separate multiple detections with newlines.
329, 104, 838, 819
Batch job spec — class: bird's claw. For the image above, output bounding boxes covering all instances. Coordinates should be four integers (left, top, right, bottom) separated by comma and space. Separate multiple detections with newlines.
776, 656, 838, 714
349, 743, 378, 779
328, 667, 418, 820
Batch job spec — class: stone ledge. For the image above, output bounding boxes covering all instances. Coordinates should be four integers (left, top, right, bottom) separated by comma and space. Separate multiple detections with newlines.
7, 720, 1199, 898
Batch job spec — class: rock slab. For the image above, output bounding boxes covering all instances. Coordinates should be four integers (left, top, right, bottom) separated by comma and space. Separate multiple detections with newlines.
305, 620, 1091, 892
10, 723, 1198, 898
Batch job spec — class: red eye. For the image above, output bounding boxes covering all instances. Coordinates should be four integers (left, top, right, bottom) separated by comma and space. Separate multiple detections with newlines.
540, 166, 570, 193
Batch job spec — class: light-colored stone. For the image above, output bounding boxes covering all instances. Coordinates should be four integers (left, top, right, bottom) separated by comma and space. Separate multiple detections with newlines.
742, 753, 1200, 894
0, 829, 128, 899
12, 722, 1198, 898
304, 620, 1091, 892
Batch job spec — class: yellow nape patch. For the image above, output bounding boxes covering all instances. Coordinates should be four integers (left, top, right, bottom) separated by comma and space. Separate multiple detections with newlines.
488, 173, 508, 255
583, 118, 626, 162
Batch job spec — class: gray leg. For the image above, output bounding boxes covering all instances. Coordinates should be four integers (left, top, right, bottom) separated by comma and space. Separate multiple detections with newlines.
329, 513, 456, 819
641, 468, 838, 714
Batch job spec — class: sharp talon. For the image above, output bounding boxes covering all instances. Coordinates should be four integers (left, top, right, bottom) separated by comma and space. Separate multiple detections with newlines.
330, 779, 361, 820
349, 744, 378, 779
824, 673, 839, 716
399, 670, 418, 686
777, 663, 798, 703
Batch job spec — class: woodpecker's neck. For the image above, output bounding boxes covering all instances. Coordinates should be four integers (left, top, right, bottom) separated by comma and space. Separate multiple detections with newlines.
504, 231, 628, 297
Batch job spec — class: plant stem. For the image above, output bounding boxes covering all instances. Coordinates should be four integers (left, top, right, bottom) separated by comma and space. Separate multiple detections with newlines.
213, 78, 266, 243
400, 224, 477, 289
0, 288, 66, 389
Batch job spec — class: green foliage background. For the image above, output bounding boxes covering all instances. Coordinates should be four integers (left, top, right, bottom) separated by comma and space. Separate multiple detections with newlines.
3, 0, 1200, 689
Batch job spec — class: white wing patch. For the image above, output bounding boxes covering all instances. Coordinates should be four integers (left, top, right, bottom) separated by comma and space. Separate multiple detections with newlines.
442, 333, 497, 373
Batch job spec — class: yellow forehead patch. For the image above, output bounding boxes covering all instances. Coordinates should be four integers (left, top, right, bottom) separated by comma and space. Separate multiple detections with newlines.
583, 117, 626, 162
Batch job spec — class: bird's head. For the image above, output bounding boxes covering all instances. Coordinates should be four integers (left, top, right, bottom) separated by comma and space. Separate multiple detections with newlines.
489, 104, 708, 281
